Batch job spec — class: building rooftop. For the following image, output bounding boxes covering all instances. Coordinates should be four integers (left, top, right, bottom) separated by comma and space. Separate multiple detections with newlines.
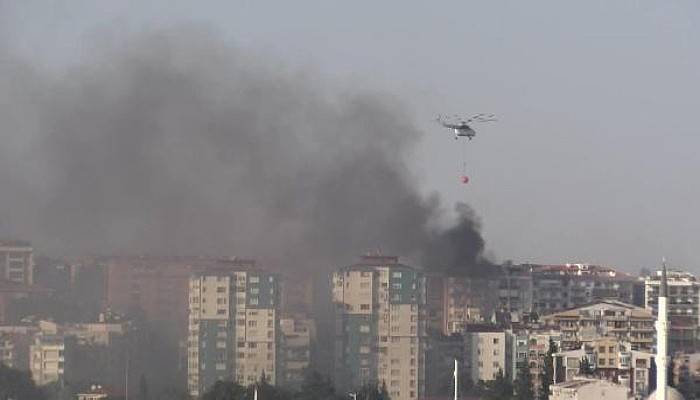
522, 263, 635, 280
0, 240, 32, 248
541, 300, 653, 320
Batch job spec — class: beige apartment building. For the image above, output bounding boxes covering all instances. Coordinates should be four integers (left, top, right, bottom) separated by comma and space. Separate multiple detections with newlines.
541, 300, 655, 351
463, 329, 511, 382
187, 268, 279, 397
30, 334, 74, 386
332, 255, 426, 400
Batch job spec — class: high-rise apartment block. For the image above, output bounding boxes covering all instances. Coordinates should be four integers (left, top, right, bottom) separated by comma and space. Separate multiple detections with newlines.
645, 269, 700, 352
187, 268, 279, 397
0, 240, 34, 286
332, 255, 426, 400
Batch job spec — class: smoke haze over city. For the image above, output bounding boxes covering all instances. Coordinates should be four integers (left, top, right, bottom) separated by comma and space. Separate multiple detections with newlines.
0, 27, 492, 273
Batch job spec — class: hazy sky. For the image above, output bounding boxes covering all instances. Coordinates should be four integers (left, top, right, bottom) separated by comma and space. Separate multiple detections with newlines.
3, 1, 700, 272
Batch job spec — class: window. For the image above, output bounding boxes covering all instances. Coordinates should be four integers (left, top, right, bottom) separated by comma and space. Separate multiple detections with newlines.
493, 337, 499, 344
248, 321, 257, 327
599, 346, 606, 353
599, 359, 605, 366
609, 346, 615, 353
360, 304, 371, 311
360, 325, 370, 333
250, 276, 260, 283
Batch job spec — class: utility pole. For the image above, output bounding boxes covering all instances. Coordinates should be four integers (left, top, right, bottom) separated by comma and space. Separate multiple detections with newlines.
453, 359, 459, 400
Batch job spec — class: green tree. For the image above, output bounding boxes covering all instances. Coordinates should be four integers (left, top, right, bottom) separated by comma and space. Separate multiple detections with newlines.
0, 363, 47, 400
295, 371, 342, 400
251, 372, 292, 400
483, 369, 513, 400
538, 338, 558, 400
202, 381, 247, 400
514, 363, 534, 400
578, 356, 592, 376
676, 363, 696, 400
355, 381, 390, 400
139, 374, 150, 400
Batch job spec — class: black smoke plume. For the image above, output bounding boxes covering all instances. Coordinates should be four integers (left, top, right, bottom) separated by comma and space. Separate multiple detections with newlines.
0, 27, 494, 275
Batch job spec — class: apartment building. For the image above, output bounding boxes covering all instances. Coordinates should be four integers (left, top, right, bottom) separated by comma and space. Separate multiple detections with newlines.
499, 263, 534, 315
498, 264, 641, 316
463, 328, 512, 382
30, 334, 75, 386
541, 300, 655, 351
279, 316, 315, 388
443, 276, 499, 334
510, 331, 560, 388
332, 255, 426, 400
554, 338, 653, 397
0, 240, 34, 286
645, 269, 700, 352
187, 268, 279, 397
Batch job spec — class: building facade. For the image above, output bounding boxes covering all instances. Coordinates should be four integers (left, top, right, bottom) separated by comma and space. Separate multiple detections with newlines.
187, 269, 280, 397
0, 241, 34, 286
549, 379, 631, 400
30, 334, 75, 386
510, 331, 560, 389
279, 316, 315, 388
541, 300, 655, 351
645, 269, 700, 352
332, 255, 426, 400
443, 276, 499, 335
463, 329, 512, 383
498, 264, 641, 317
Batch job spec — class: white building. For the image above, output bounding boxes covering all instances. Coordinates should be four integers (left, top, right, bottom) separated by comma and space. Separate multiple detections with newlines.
464, 329, 511, 382
549, 379, 631, 400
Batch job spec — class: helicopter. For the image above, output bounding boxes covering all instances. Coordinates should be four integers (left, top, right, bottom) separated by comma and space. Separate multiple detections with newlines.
435, 113, 496, 140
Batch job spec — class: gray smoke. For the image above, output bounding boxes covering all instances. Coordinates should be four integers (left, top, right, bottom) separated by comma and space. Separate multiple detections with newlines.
0, 27, 492, 274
